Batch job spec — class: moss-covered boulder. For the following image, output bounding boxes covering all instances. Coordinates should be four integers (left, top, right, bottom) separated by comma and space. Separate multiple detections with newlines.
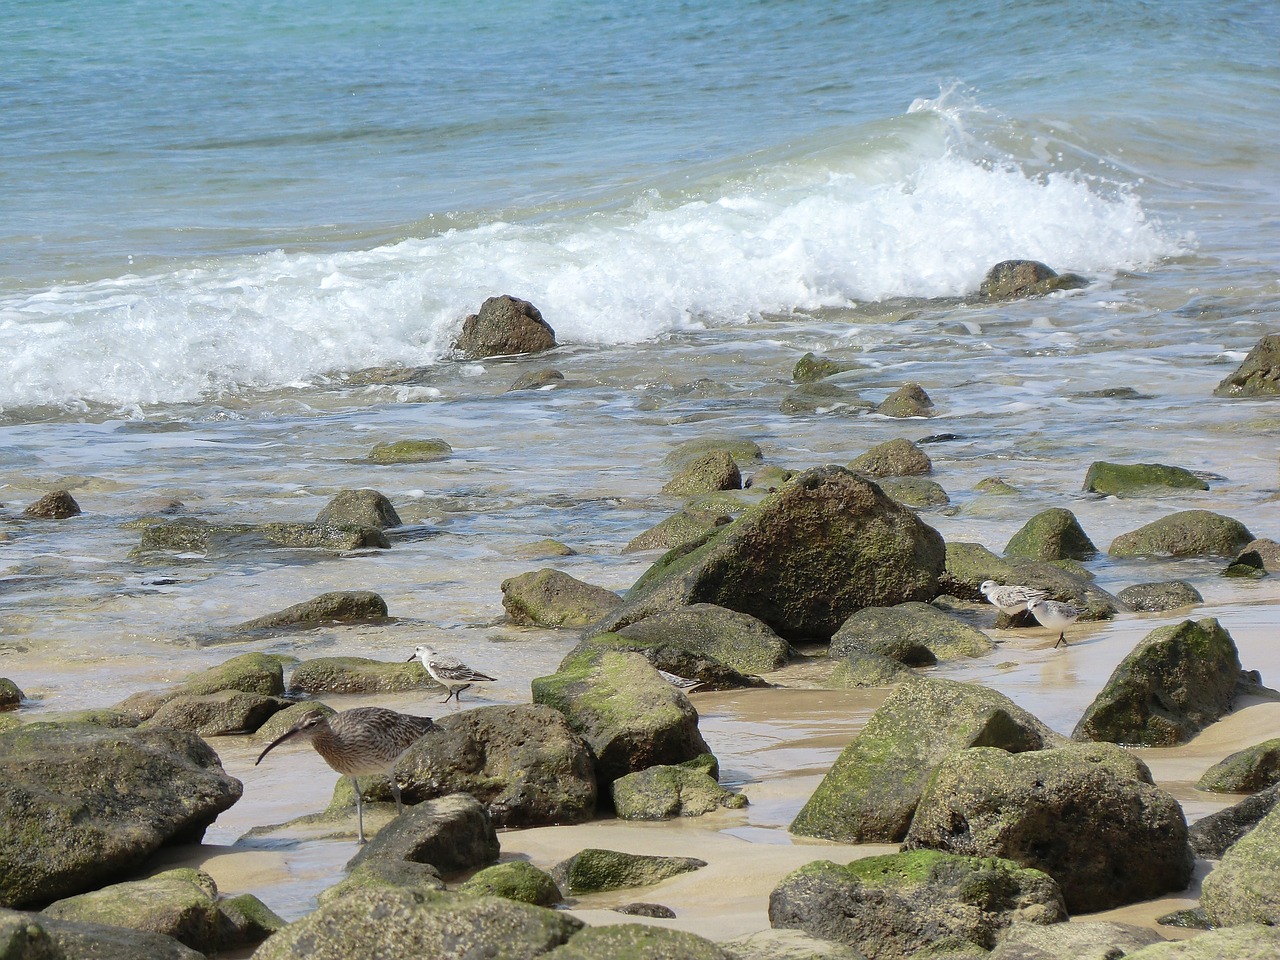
0, 725, 242, 908
133, 518, 388, 558
1188, 783, 1280, 859
500, 568, 622, 628
216, 893, 288, 951
904, 743, 1192, 912
117, 652, 286, 722
1126, 925, 1280, 959
0, 678, 22, 711
235, 591, 390, 633
978, 259, 1087, 300
545, 924, 737, 960
877, 476, 950, 509
531, 651, 710, 792
347, 793, 500, 878
287, 656, 433, 695
316, 860, 445, 907
793, 352, 854, 383
1072, 618, 1267, 746
1118, 580, 1203, 612
790, 677, 1062, 843
828, 650, 911, 688
662, 451, 742, 496
1213, 333, 1280, 398
551, 848, 706, 895
1082, 462, 1209, 497
458, 862, 561, 907
1200, 801, 1280, 925
23, 490, 81, 520
1198, 738, 1280, 794
662, 436, 764, 472
607, 603, 789, 674
848, 438, 931, 478
0, 907, 204, 959
989, 920, 1166, 960
1108, 510, 1254, 558
624, 507, 732, 553
569, 630, 767, 691
1004, 508, 1097, 561
874, 383, 935, 418
768, 851, 1067, 960
780, 382, 871, 417
940, 544, 1119, 625
139, 690, 288, 736
394, 705, 596, 827
611, 763, 746, 820
316, 489, 402, 528
829, 602, 993, 666
251, 888, 581, 960
453, 294, 557, 359
599, 466, 945, 642
368, 438, 454, 464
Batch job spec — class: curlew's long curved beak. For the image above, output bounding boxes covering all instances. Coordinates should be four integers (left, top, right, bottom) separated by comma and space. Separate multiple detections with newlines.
255, 722, 307, 766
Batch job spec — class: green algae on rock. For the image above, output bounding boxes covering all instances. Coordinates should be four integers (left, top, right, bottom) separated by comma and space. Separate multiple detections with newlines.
551, 848, 706, 895
1003, 507, 1097, 561
1108, 509, 1254, 558
1082, 461, 1209, 497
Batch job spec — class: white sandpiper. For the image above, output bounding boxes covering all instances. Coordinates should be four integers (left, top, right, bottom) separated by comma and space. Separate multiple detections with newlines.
409, 644, 497, 703
979, 579, 1049, 616
1026, 596, 1080, 648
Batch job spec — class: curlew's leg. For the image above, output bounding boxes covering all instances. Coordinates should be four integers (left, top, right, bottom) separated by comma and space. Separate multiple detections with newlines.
391, 778, 404, 815
352, 776, 367, 844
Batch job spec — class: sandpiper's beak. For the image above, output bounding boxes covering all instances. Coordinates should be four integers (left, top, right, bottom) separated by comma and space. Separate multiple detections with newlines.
255, 721, 307, 766
406, 651, 418, 662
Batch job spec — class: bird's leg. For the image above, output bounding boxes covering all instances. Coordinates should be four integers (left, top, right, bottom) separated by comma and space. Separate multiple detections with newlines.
391, 778, 404, 815
1054, 632, 1067, 648
353, 776, 367, 844
456, 683, 471, 701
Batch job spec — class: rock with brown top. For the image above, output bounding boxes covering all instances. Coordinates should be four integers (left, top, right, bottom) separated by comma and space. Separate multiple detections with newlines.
875, 383, 934, 418
454, 295, 557, 359
978, 259, 1088, 300
23, 490, 81, 519
1214, 334, 1280, 398
848, 438, 932, 478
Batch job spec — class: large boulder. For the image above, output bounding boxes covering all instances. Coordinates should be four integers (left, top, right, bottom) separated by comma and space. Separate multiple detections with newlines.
1213, 333, 1280, 398
315, 489, 401, 528
235, 591, 390, 633
251, 888, 582, 960
598, 466, 946, 642
1108, 510, 1254, 558
1125, 925, 1280, 959
0, 725, 242, 908
347, 793, 500, 877
1082, 462, 1209, 497
768, 850, 1067, 960
829, 602, 993, 666
500, 568, 622, 628
531, 651, 710, 792
0, 907, 204, 959
790, 677, 1062, 843
1188, 783, 1280, 859
1199, 801, 1280, 926
1072, 618, 1266, 746
394, 705, 597, 827
903, 743, 1193, 912
551, 848, 705, 895
454, 295, 557, 359
1003, 508, 1097, 561
1197, 738, 1280, 793
609, 602, 790, 673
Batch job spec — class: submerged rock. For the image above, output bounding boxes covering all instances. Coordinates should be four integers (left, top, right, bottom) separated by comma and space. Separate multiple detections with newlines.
978, 259, 1087, 300
1082, 461, 1209, 497
551, 848, 706, 895
793, 352, 854, 383
1118, 580, 1203, 612
874, 383, 934, 418
662, 450, 743, 495
877, 476, 950, 509
1213, 333, 1280, 397
368, 438, 453, 464
507, 368, 565, 392
453, 294, 557, 359
501, 567, 622, 628
1108, 509, 1254, 558
662, 436, 765, 472
133, 518, 388, 557
781, 381, 871, 416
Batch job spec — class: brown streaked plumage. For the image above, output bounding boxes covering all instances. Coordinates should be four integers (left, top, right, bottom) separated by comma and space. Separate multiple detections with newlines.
255, 706, 437, 843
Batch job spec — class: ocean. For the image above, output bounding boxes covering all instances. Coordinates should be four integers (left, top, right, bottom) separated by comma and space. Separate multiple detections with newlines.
2, 0, 1280, 917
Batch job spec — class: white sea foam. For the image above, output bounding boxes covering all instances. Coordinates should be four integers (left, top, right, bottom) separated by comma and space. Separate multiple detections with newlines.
0, 105, 1184, 413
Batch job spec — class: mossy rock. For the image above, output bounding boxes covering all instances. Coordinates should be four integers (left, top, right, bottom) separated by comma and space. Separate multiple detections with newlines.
500, 568, 622, 628
661, 436, 764, 471
0, 678, 23, 710
316, 489, 402, 528
234, 590, 390, 632
1108, 510, 1254, 558
1213, 333, 1280, 398
662, 451, 743, 496
139, 691, 288, 737
216, 893, 288, 951
368, 438, 453, 464
317, 861, 445, 907
23, 490, 81, 519
253, 700, 337, 744
568, 630, 769, 692
611, 764, 747, 820
780, 382, 871, 417
624, 508, 731, 554
875, 383, 934, 418
828, 650, 912, 687
1004, 507, 1097, 561
1197, 738, 1280, 793
288, 656, 434, 695
458, 861, 561, 907
1082, 462, 1209, 497
978, 260, 1087, 300
974, 476, 1019, 495
829, 602, 993, 665
1117, 581, 1203, 612
610, 603, 790, 673
0, 907, 205, 959
878, 476, 950, 508
1199, 803, 1280, 926
547, 924, 737, 960
793, 352, 854, 383
512, 538, 577, 559
1126, 925, 1280, 959
551, 848, 706, 895
848, 438, 932, 478
507, 369, 565, 392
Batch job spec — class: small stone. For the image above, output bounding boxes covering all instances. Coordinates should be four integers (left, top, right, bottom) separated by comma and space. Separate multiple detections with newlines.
368, 439, 453, 464
23, 490, 81, 519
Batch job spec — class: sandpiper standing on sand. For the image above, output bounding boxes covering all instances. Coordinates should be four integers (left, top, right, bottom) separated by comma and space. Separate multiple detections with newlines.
1027, 596, 1081, 648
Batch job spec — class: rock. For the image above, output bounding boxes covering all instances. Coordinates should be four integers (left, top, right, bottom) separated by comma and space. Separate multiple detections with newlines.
458, 862, 561, 907
975, 477, 1019, 495
1108, 510, 1255, 558
394, 705, 596, 827
746, 465, 799, 491
368, 438, 453, 464
1200, 802, 1280, 925
612, 903, 676, 918
874, 383, 934, 418
41, 868, 222, 953
1188, 783, 1280, 859
611, 763, 746, 819
531, 651, 710, 792
790, 677, 1062, 843
662, 436, 764, 472
0, 725, 242, 908
454, 294, 557, 359
235, 591, 391, 633
877, 476, 950, 509
1223, 549, 1268, 578
1072, 618, 1266, 746
724, 928, 868, 960
599, 466, 945, 642
827, 650, 912, 687
829, 602, 993, 666
624, 507, 733, 553
0, 678, 22, 710
507, 369, 564, 391
903, 743, 1193, 912
513, 538, 576, 558
134, 519, 389, 556
781, 382, 872, 417
662, 451, 742, 496
551, 848, 705, 895
939, 545, 1120, 624
1124, 925, 1280, 959
1240, 537, 1280, 572
793, 353, 854, 383
848, 439, 932, 478
987, 919, 1166, 960
252, 700, 336, 745
568, 629, 769, 691
500, 568, 622, 628
768, 850, 1067, 960
117, 652, 286, 722
0, 907, 204, 959
287, 656, 433, 695
1213, 333, 1280, 397
1118, 581, 1203, 612
609, 603, 790, 673
316, 489, 401, 528
1082, 462, 1209, 497
347, 793, 500, 877
543, 924, 736, 960
140, 690, 288, 736
216, 893, 287, 951
316, 860, 445, 906
1197, 738, 1280, 793
1003, 508, 1097, 561
23, 490, 81, 519
251, 888, 581, 960
978, 260, 1087, 300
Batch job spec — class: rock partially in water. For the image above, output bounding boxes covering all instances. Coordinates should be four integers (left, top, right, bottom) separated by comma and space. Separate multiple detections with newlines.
1188, 783, 1280, 859
551, 848, 706, 895
780, 381, 871, 417
848, 438, 931, 478
1197, 738, 1280, 793
0, 678, 22, 710
368, 438, 453, 464
609, 602, 790, 673
662, 435, 764, 472
139, 690, 289, 736
1073, 617, 1272, 746
234, 591, 391, 634
1108, 509, 1254, 558
458, 861, 561, 907
0, 907, 204, 959
453, 294, 557, 359
877, 476, 950, 509
904, 742, 1192, 913
624, 507, 732, 553
828, 649, 912, 688
288, 656, 433, 695
0, 725, 242, 908
506, 368, 564, 392
1082, 461, 1209, 497
790, 677, 1062, 844
1200, 801, 1280, 926
500, 568, 622, 628
1118, 580, 1203, 612
568, 629, 770, 691
829, 602, 993, 666
316, 488, 402, 528
347, 793, 500, 878
23, 489, 81, 519
875, 383, 934, 418
793, 352, 854, 383
117, 652, 287, 723
1003, 507, 1097, 561
133, 518, 389, 558
1213, 333, 1280, 398
1241, 537, 1280, 572
316, 860, 445, 907
768, 850, 1066, 960
978, 259, 1088, 300
611, 762, 747, 820
662, 450, 742, 496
